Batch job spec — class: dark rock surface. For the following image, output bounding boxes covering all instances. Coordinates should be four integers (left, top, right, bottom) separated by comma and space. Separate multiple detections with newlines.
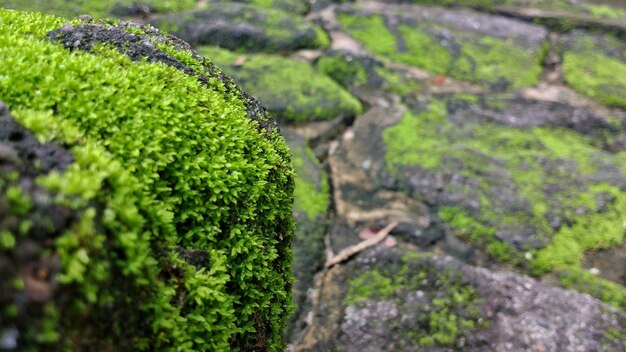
150, 2, 329, 52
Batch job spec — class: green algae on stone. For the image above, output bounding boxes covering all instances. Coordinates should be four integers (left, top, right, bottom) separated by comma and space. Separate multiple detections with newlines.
0, 9, 294, 351
150, 2, 329, 52
562, 32, 626, 109
557, 267, 626, 312
316, 50, 423, 97
383, 97, 626, 284
199, 46, 362, 123
343, 252, 486, 348
337, 9, 546, 89
0, 0, 196, 18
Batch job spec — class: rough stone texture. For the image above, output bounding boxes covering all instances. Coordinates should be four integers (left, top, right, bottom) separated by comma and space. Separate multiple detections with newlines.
335, 2, 548, 90
296, 247, 626, 351
150, 2, 328, 52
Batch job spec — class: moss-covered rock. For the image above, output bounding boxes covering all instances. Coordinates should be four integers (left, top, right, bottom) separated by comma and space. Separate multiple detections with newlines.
561, 31, 626, 109
198, 46, 362, 123
0, 0, 197, 18
150, 2, 329, 52
381, 97, 626, 278
299, 247, 626, 351
335, 3, 547, 90
0, 10, 294, 351
316, 50, 423, 98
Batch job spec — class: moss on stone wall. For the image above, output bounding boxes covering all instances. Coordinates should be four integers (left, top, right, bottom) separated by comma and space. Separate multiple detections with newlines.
0, 9, 294, 351
337, 12, 545, 89
198, 46, 362, 122
344, 252, 486, 348
382, 98, 626, 309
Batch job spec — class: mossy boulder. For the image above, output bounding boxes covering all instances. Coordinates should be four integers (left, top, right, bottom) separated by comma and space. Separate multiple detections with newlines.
561, 31, 626, 109
198, 46, 362, 123
150, 2, 329, 52
335, 3, 548, 90
0, 10, 294, 351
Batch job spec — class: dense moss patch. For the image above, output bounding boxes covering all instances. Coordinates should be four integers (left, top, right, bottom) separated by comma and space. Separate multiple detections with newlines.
198, 46, 362, 123
337, 10, 546, 89
382, 97, 626, 308
561, 32, 626, 109
0, 9, 294, 351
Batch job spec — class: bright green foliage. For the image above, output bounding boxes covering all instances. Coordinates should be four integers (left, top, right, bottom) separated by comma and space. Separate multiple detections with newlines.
383, 99, 626, 302
292, 143, 329, 220
563, 51, 626, 109
337, 13, 545, 89
0, 9, 294, 351
198, 46, 362, 122
532, 185, 626, 275
0, 0, 196, 18
344, 252, 486, 348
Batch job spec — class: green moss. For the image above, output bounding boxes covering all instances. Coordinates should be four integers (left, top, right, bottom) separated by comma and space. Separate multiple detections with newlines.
316, 55, 368, 88
384, 99, 626, 278
558, 267, 626, 311
337, 14, 397, 56
199, 46, 362, 122
563, 51, 626, 109
1, 9, 294, 351
584, 4, 626, 20
532, 185, 626, 275
451, 36, 545, 88
0, 0, 196, 18
316, 52, 422, 97
344, 253, 486, 348
292, 144, 329, 220
396, 25, 452, 75
338, 12, 544, 89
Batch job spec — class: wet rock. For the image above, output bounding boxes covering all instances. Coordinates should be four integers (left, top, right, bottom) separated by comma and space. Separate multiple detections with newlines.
150, 2, 329, 51
294, 247, 626, 351
334, 2, 548, 90
561, 30, 626, 109
199, 46, 362, 122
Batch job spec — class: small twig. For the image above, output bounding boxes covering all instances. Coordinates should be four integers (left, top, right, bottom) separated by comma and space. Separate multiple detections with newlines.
324, 222, 398, 269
